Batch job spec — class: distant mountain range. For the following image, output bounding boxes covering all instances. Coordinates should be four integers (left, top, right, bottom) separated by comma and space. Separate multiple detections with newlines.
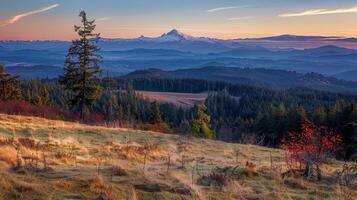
257, 35, 336, 41
1, 29, 357, 85
125, 67, 357, 93
334, 70, 357, 82
3, 29, 357, 51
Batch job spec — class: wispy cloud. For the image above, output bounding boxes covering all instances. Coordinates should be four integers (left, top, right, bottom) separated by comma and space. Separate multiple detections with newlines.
228, 16, 254, 21
96, 17, 112, 22
1, 4, 59, 27
279, 6, 357, 17
206, 5, 250, 13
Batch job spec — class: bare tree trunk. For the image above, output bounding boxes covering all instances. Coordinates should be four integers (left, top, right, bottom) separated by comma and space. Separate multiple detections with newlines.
143, 151, 147, 176
43, 152, 47, 170
166, 152, 171, 175
16, 147, 21, 168
305, 160, 313, 179
316, 164, 322, 180
35, 143, 39, 169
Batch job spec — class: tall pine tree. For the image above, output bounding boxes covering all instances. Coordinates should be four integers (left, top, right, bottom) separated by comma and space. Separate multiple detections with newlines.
60, 11, 102, 120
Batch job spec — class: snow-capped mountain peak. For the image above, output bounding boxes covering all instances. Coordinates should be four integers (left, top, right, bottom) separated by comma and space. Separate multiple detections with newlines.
135, 29, 195, 42
102, 29, 218, 43
159, 29, 194, 41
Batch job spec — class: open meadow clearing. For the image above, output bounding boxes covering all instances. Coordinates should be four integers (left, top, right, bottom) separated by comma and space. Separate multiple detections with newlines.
137, 91, 208, 108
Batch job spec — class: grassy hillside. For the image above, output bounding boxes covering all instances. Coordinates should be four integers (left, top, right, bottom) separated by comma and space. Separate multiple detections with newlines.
0, 114, 355, 200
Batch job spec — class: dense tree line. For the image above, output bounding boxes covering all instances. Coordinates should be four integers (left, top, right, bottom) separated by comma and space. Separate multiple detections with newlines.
1, 72, 355, 159
105, 77, 230, 93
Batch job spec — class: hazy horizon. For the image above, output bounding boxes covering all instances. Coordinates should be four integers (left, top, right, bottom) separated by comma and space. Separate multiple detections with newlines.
0, 29, 352, 42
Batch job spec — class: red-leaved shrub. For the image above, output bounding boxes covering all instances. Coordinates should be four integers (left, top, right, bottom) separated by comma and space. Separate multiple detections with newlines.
0, 101, 62, 119
281, 121, 342, 179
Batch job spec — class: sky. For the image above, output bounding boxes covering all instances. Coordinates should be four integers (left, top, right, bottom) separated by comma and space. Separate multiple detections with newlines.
0, 0, 356, 40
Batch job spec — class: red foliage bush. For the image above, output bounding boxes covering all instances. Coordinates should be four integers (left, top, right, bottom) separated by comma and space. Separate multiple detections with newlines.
151, 122, 170, 133
85, 112, 105, 124
143, 122, 171, 133
281, 121, 342, 177
0, 101, 62, 119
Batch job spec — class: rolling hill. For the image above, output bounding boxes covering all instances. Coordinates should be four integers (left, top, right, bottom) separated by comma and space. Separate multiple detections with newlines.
333, 70, 357, 82
124, 67, 357, 93
0, 113, 355, 200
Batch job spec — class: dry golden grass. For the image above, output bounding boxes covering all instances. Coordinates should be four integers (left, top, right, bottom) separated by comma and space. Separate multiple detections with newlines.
0, 145, 17, 167
0, 113, 355, 200
90, 174, 107, 193
137, 91, 208, 108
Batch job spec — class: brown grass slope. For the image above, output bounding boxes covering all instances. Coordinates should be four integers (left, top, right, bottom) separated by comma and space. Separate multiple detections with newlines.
0, 113, 355, 200
137, 91, 208, 108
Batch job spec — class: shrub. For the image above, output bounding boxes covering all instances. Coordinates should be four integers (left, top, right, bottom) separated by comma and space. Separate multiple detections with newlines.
284, 178, 307, 190
90, 174, 106, 193
143, 122, 171, 133
281, 121, 342, 180
111, 164, 127, 176
85, 113, 105, 124
0, 101, 62, 119
197, 173, 228, 187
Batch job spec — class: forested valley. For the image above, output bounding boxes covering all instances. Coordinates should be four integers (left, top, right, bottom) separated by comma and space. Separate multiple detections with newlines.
1, 73, 356, 160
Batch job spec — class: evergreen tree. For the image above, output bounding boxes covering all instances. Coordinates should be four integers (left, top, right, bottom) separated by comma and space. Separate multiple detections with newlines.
41, 87, 51, 105
33, 86, 51, 106
150, 101, 162, 124
192, 104, 215, 139
287, 106, 308, 132
313, 106, 326, 125
60, 11, 102, 120
0, 64, 21, 101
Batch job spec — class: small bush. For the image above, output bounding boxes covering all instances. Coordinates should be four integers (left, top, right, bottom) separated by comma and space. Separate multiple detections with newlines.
143, 122, 171, 133
284, 178, 307, 190
18, 138, 37, 149
85, 113, 105, 125
111, 164, 127, 176
53, 180, 75, 189
197, 173, 228, 187
215, 165, 259, 180
0, 101, 62, 119
100, 185, 114, 200
134, 183, 162, 192
90, 174, 106, 193
0, 173, 13, 192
